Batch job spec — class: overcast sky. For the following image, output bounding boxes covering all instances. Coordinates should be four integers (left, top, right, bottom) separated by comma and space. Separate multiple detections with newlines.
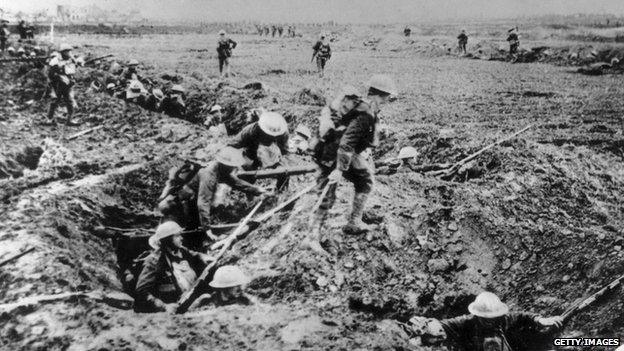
2, 0, 624, 22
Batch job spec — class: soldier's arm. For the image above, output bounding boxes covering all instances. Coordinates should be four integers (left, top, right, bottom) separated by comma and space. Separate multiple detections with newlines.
230, 39, 237, 49
224, 173, 264, 195
196, 169, 217, 230
135, 254, 168, 311
336, 113, 373, 170
228, 124, 254, 149
277, 132, 290, 155
509, 312, 563, 332
438, 315, 472, 342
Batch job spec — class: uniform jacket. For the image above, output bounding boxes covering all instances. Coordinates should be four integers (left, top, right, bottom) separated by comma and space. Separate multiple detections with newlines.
229, 122, 289, 163
458, 33, 468, 43
217, 38, 237, 58
313, 41, 331, 58
182, 161, 263, 229
135, 247, 206, 303
507, 33, 519, 44
48, 56, 79, 86
440, 313, 558, 351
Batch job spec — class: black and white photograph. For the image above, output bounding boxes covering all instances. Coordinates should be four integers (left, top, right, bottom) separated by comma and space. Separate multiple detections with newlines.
0, 0, 623, 349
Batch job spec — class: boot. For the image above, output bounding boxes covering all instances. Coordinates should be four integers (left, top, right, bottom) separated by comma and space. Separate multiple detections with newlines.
342, 192, 371, 235
302, 211, 329, 256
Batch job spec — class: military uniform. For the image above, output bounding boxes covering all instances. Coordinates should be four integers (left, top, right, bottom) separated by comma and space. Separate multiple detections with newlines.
47, 54, 79, 122
135, 247, 207, 311
0, 24, 9, 52
440, 313, 561, 351
160, 94, 186, 117
158, 161, 263, 236
507, 32, 519, 55
313, 40, 331, 73
314, 98, 377, 214
457, 32, 468, 54
217, 37, 237, 75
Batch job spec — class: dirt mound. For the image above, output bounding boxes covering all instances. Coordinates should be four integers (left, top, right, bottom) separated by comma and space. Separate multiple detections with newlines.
291, 88, 326, 106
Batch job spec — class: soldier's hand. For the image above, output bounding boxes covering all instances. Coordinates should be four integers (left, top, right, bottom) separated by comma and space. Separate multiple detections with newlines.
537, 316, 564, 329
327, 169, 342, 184
205, 229, 219, 241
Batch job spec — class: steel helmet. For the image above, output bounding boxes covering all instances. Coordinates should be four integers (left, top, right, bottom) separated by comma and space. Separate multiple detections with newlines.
33, 45, 41, 51
295, 124, 312, 139
106, 82, 116, 89
149, 221, 183, 249
30, 51, 36, 57
219, 30, 226, 35
7, 46, 15, 53
209, 265, 250, 288
17, 47, 25, 53
368, 74, 397, 96
258, 111, 288, 137
210, 104, 223, 113
216, 146, 246, 167
397, 146, 418, 160
128, 59, 139, 66
128, 80, 143, 92
171, 84, 185, 93
59, 43, 72, 52
468, 292, 509, 318
152, 88, 164, 100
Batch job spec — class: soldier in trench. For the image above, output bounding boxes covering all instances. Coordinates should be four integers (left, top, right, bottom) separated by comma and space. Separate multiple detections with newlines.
409, 291, 564, 351
157, 146, 269, 250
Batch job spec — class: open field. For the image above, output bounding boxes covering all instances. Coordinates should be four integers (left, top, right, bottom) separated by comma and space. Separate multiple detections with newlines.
0, 21, 623, 350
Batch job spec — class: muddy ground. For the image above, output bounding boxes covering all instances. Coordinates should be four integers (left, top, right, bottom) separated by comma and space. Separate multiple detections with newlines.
0, 23, 623, 351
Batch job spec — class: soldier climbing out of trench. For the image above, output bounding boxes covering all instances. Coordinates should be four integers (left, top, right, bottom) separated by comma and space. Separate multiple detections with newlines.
45, 43, 84, 126
157, 146, 270, 250
409, 291, 564, 351
228, 111, 291, 191
159, 84, 187, 118
217, 30, 237, 78
118, 59, 142, 88
303, 75, 397, 254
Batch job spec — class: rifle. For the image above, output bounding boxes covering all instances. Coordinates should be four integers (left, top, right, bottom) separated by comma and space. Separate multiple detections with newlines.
237, 165, 318, 181
561, 273, 624, 324
0, 56, 50, 63
176, 199, 265, 313
84, 54, 114, 65
311, 51, 317, 63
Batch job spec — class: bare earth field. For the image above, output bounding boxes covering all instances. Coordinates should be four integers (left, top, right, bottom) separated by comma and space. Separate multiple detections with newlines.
0, 23, 623, 350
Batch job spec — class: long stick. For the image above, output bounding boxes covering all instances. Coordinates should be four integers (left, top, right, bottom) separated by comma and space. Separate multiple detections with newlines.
255, 183, 317, 223
237, 165, 317, 181
67, 125, 104, 140
562, 273, 624, 323
0, 247, 35, 267
441, 124, 533, 178
176, 199, 264, 313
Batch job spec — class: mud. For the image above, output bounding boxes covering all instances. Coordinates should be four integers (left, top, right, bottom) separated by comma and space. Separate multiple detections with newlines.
0, 27, 623, 351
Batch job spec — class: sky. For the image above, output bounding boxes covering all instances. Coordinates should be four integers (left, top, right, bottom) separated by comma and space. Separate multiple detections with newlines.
1, 0, 624, 23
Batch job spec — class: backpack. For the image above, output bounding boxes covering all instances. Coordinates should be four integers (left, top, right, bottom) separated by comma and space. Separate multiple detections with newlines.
158, 160, 203, 202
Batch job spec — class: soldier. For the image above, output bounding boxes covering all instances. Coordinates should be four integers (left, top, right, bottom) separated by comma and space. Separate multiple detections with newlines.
457, 29, 468, 55
404, 26, 411, 37
506, 27, 520, 57
0, 20, 10, 53
312, 33, 332, 77
17, 20, 26, 40
409, 291, 564, 350
278, 25, 284, 37
194, 265, 255, 307
160, 84, 186, 118
6, 46, 15, 56
229, 111, 290, 189
304, 75, 397, 254
46, 43, 82, 126
157, 146, 269, 249
25, 23, 35, 40
204, 104, 224, 127
134, 221, 213, 313
124, 80, 148, 103
118, 59, 141, 88
271, 25, 277, 37
217, 30, 237, 78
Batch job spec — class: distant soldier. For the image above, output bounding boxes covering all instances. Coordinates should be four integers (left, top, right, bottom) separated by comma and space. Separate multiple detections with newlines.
217, 30, 237, 78
409, 291, 564, 351
17, 20, 26, 40
507, 27, 520, 56
0, 20, 10, 53
25, 23, 34, 40
312, 33, 332, 77
304, 75, 397, 254
204, 104, 224, 127
457, 29, 468, 54
229, 111, 290, 189
6, 46, 15, 56
157, 147, 269, 248
404, 26, 411, 37
271, 25, 277, 37
160, 84, 187, 118
46, 43, 83, 126
263, 25, 270, 36
278, 25, 284, 37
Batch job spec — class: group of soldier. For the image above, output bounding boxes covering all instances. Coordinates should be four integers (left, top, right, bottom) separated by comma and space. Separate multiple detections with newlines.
256, 24, 297, 38
455, 27, 521, 57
